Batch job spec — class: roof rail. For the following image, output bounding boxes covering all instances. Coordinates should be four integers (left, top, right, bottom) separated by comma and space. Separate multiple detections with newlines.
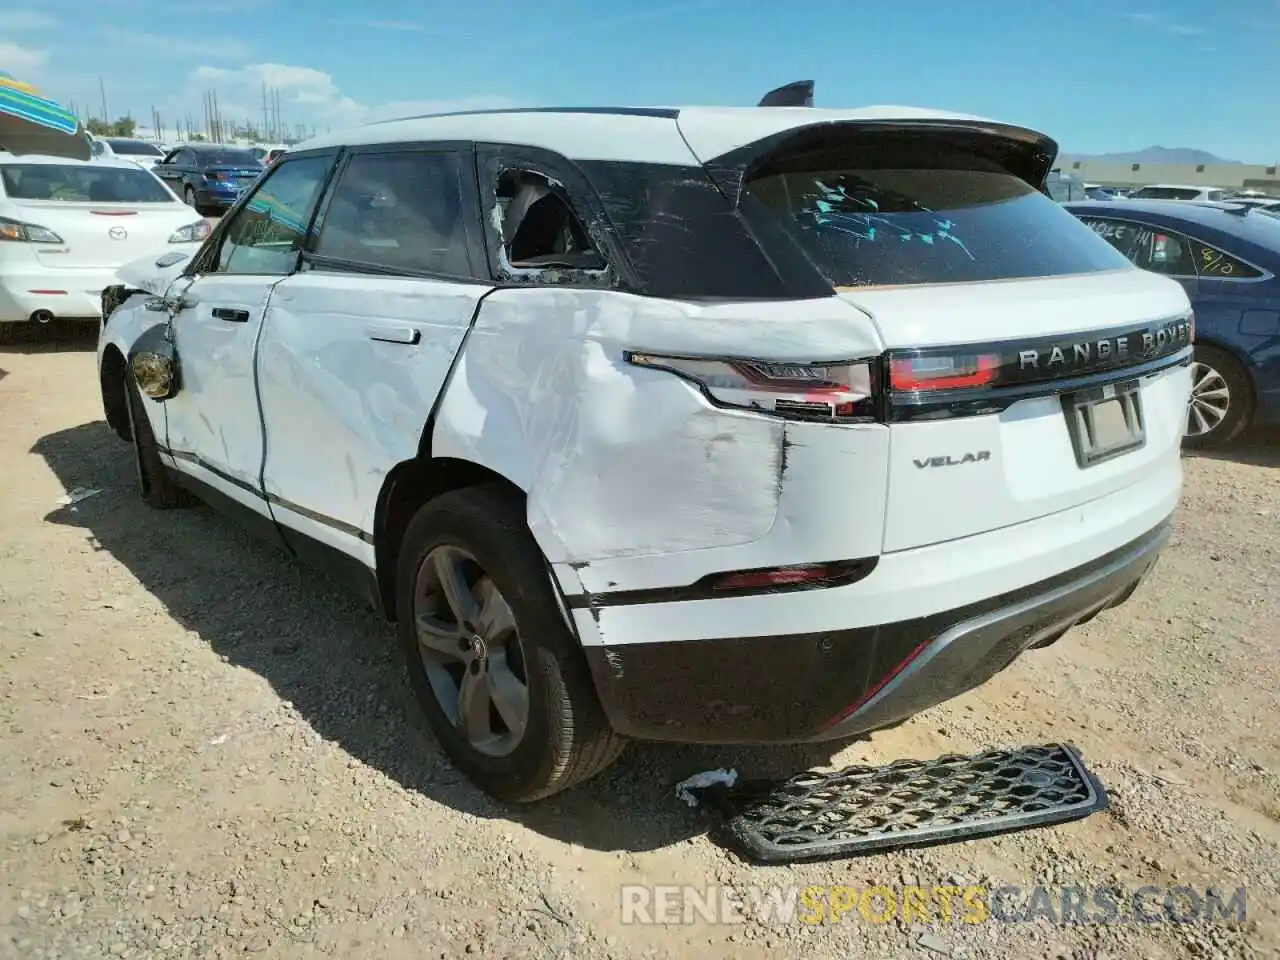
758, 81, 814, 107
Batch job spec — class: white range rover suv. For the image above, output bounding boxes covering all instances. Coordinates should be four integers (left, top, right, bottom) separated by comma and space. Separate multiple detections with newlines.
97, 103, 1194, 802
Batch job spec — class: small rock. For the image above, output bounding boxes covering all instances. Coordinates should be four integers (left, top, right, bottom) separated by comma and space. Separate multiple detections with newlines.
115, 830, 132, 844
918, 932, 952, 956
109, 944, 128, 956
33, 833, 49, 845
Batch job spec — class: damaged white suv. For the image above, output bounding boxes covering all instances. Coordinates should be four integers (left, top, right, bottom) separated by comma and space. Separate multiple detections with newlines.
97, 101, 1194, 802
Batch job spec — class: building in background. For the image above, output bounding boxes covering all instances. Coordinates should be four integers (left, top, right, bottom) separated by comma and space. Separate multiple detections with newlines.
1054, 157, 1280, 195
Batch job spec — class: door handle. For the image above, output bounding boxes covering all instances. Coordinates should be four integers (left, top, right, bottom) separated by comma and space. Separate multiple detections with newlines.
212, 307, 250, 323
365, 323, 420, 345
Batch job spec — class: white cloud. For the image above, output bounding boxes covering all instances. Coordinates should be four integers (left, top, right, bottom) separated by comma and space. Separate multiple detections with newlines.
97, 26, 250, 60
1125, 11, 1206, 36
327, 18, 429, 32
186, 62, 518, 134
0, 40, 48, 76
4, 10, 58, 31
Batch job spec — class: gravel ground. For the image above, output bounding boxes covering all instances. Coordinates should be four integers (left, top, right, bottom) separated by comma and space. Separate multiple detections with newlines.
1, 332, 1277, 960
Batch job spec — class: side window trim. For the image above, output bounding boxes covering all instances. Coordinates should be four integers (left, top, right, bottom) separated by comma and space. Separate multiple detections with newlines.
186, 149, 341, 279
300, 140, 489, 284
1084, 216, 1199, 280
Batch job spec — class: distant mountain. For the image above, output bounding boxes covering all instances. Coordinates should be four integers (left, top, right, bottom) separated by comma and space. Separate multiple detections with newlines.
1069, 146, 1242, 166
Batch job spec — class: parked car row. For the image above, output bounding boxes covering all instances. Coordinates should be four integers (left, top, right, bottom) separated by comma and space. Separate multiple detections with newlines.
1063, 199, 1280, 448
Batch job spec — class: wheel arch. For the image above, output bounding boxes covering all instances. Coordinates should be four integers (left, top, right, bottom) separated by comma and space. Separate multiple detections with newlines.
1194, 336, 1259, 411
373, 455, 533, 622
100, 343, 132, 442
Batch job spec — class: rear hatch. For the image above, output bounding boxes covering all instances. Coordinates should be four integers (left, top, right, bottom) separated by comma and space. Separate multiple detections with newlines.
725, 120, 1194, 552
1, 160, 195, 268
20, 202, 191, 268
203, 165, 263, 195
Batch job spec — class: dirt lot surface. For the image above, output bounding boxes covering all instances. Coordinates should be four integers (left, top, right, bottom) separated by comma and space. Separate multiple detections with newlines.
1, 333, 1277, 960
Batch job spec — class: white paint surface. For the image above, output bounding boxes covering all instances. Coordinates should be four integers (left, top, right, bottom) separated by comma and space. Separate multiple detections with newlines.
431, 289, 886, 566
258, 271, 491, 543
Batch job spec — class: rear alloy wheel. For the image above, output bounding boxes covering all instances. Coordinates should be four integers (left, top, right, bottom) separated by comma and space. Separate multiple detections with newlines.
183, 185, 196, 207
1183, 344, 1252, 451
396, 485, 625, 802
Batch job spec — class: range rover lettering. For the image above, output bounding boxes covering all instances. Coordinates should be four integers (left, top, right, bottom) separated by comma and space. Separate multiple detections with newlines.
97, 99, 1194, 802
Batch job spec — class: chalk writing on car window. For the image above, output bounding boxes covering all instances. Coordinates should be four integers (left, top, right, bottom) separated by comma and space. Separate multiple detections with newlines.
1199, 245, 1234, 275
802, 180, 975, 261
1086, 220, 1132, 242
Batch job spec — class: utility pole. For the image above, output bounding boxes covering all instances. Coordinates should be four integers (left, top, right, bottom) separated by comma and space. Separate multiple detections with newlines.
98, 77, 108, 121
262, 82, 269, 142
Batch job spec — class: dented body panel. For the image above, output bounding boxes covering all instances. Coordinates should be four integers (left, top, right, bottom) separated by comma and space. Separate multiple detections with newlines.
431, 289, 886, 573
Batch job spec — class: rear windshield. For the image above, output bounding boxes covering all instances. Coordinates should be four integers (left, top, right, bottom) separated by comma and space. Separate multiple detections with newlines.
1129, 187, 1201, 200
0, 164, 174, 203
106, 139, 164, 157
745, 154, 1132, 288
193, 149, 261, 167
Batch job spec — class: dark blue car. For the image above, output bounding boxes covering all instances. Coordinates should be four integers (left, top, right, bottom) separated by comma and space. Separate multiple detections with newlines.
1064, 200, 1280, 449
150, 144, 263, 216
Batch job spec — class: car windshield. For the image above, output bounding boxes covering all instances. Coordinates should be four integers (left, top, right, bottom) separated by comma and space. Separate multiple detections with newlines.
744, 150, 1131, 287
193, 149, 261, 166
0, 163, 175, 203
106, 139, 165, 157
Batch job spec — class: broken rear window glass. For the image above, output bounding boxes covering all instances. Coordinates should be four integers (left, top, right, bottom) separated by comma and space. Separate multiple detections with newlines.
495, 170, 606, 273
744, 147, 1131, 288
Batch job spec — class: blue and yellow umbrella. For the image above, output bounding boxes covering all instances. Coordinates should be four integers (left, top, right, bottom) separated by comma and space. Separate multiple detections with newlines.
0, 72, 92, 160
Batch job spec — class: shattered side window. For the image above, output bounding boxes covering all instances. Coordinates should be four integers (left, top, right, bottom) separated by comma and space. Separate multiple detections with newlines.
744, 159, 1131, 288
491, 170, 607, 279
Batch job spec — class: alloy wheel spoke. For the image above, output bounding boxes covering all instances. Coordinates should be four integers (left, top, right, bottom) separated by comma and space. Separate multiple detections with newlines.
433, 548, 480, 626
457, 668, 492, 745
415, 613, 465, 659
475, 578, 516, 640
486, 648, 529, 738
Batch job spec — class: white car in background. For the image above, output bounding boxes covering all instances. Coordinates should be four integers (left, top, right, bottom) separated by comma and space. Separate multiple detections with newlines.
0, 155, 210, 339
1125, 184, 1227, 202
91, 137, 168, 169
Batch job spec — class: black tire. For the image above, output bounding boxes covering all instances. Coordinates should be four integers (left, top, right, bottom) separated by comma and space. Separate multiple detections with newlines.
122, 370, 196, 509
395, 484, 625, 803
1183, 344, 1253, 451
183, 185, 196, 207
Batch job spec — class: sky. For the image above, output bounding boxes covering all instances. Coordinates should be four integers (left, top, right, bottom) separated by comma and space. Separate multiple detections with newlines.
3, 0, 1278, 161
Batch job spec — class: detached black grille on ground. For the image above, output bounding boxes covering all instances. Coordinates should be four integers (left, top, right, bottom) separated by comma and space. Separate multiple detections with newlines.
716, 743, 1107, 864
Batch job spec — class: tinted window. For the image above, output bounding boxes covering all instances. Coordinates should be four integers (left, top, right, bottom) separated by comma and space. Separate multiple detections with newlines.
314, 151, 469, 276
745, 159, 1131, 287
1080, 217, 1142, 257
192, 148, 260, 167
1129, 227, 1194, 276
1192, 240, 1263, 279
216, 157, 331, 276
0, 163, 174, 203
106, 139, 164, 157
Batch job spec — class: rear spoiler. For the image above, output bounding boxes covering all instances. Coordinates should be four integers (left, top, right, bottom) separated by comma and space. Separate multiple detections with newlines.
758, 81, 814, 108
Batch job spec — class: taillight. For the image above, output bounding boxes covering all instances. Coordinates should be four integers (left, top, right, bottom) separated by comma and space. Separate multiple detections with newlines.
0, 216, 63, 243
889, 353, 1000, 392
205, 170, 225, 181
625, 352, 878, 423
1188, 310, 1196, 343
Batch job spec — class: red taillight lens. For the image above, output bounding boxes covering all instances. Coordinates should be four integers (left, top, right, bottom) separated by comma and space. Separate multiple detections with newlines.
1188, 311, 1196, 343
625, 352, 878, 423
206, 171, 225, 181
889, 353, 1000, 392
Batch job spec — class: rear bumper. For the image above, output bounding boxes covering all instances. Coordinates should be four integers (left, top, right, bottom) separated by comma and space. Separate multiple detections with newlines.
585, 518, 1170, 744
0, 268, 118, 322
194, 188, 239, 208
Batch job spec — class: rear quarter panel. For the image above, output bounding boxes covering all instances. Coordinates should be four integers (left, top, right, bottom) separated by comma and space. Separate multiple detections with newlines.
430, 288, 886, 574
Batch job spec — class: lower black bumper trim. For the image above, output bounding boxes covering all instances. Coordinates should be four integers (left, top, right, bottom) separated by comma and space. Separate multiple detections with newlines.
585, 519, 1170, 744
